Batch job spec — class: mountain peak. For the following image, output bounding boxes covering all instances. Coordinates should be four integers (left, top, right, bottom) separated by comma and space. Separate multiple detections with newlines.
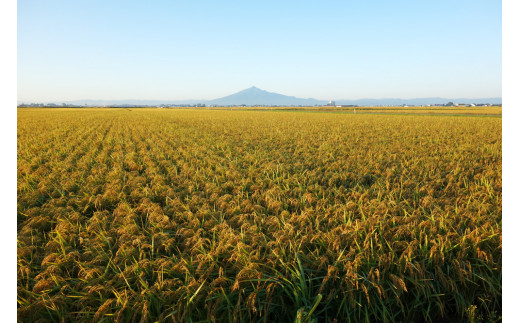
244, 86, 262, 91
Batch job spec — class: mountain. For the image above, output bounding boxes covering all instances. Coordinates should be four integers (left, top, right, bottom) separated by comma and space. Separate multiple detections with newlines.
207, 86, 326, 106
31, 87, 501, 106
336, 97, 502, 106
58, 99, 203, 106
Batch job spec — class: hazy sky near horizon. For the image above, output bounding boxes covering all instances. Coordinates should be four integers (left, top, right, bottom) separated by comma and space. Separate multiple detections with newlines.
18, 0, 502, 102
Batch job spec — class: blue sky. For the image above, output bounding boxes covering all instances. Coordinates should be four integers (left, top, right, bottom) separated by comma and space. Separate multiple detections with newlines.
17, 0, 502, 102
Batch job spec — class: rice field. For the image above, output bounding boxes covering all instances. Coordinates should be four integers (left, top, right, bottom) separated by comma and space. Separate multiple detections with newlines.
17, 108, 501, 322
206, 106, 502, 116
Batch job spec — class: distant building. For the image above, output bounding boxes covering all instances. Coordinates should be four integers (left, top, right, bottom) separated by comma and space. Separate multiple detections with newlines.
327, 100, 336, 106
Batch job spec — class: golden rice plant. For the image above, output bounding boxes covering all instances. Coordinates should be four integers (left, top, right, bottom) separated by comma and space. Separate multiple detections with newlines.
17, 108, 501, 322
